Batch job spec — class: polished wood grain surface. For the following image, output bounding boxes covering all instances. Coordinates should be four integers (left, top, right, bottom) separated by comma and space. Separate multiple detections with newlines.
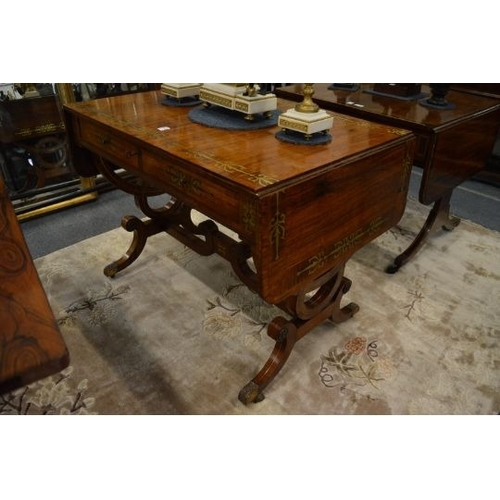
276, 84, 500, 130
276, 84, 500, 201
64, 90, 415, 403
64, 91, 415, 302
276, 84, 500, 272
0, 175, 69, 394
65, 90, 413, 195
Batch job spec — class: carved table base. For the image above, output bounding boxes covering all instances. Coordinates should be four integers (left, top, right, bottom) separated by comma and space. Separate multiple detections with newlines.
238, 265, 359, 404
99, 167, 360, 404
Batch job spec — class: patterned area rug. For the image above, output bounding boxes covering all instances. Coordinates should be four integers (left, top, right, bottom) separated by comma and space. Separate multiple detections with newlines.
2, 197, 499, 414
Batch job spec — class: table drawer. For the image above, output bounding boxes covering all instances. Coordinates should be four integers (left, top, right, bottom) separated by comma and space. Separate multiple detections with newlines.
79, 120, 140, 170
141, 149, 255, 240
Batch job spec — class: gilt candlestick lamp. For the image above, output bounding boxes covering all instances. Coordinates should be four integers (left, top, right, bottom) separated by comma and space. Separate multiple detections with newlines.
277, 83, 333, 141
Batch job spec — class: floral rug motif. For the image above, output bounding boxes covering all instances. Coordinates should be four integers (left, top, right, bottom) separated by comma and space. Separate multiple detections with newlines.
319, 336, 394, 396
1, 367, 95, 415
2, 197, 499, 415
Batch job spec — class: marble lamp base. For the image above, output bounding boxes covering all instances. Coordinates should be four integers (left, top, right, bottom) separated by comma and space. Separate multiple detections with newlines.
199, 83, 277, 120
161, 83, 202, 100
278, 107, 333, 137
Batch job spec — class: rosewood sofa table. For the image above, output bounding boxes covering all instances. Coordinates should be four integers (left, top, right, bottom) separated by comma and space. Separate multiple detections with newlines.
63, 90, 415, 404
0, 174, 69, 394
276, 84, 500, 273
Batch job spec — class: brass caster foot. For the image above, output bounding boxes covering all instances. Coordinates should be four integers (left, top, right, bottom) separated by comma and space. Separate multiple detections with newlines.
104, 264, 118, 277
343, 302, 360, 317
238, 381, 265, 405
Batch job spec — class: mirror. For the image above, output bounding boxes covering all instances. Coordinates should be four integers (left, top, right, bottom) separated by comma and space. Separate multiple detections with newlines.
0, 83, 159, 220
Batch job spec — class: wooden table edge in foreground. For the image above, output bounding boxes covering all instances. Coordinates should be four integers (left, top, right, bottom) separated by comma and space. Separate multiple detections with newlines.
63, 91, 416, 404
0, 174, 69, 395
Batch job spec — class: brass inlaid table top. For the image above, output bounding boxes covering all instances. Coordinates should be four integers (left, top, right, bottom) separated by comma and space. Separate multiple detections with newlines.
64, 90, 415, 403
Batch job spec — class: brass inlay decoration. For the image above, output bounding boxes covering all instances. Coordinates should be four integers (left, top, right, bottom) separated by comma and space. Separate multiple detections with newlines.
235, 101, 250, 112
333, 115, 408, 136
241, 200, 258, 233
298, 217, 386, 276
270, 192, 286, 260
162, 88, 177, 98
14, 123, 65, 138
199, 89, 233, 108
188, 151, 278, 187
87, 109, 280, 188
169, 167, 202, 195
388, 128, 408, 136
278, 118, 308, 133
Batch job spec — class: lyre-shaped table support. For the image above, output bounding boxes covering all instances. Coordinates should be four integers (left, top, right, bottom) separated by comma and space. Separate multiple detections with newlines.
238, 264, 359, 404
97, 161, 359, 404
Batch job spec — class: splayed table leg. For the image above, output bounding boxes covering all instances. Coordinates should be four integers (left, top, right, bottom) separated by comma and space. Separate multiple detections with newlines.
386, 193, 460, 274
238, 264, 359, 404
